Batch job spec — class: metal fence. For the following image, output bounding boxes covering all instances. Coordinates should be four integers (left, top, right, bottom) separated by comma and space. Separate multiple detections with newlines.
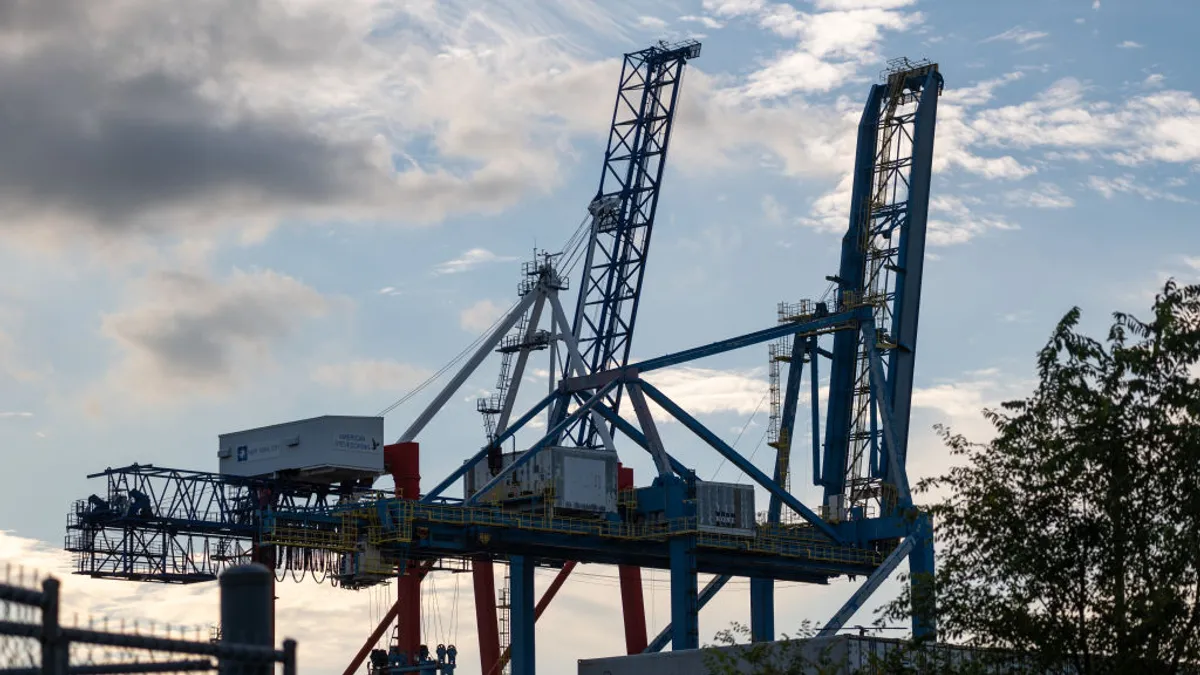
0, 564, 295, 675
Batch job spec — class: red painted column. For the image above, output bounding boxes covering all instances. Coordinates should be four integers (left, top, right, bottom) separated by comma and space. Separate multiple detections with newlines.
251, 487, 277, 645
617, 465, 648, 654
473, 559, 502, 675
384, 443, 422, 662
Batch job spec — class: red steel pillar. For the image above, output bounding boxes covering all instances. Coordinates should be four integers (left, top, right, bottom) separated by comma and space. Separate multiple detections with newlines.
251, 487, 277, 645
617, 465, 648, 654
473, 559, 502, 675
384, 443, 422, 662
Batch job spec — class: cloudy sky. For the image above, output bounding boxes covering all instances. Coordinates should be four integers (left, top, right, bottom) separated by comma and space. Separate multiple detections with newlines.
0, 0, 1197, 672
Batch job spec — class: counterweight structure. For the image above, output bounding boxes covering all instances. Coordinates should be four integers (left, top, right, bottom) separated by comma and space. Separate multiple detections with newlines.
62, 53, 945, 675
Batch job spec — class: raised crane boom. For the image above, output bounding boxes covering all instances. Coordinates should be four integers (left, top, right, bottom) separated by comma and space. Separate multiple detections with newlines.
821, 59, 943, 517
565, 40, 701, 449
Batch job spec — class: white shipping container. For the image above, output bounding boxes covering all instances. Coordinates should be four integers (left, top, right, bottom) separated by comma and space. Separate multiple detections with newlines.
217, 415, 385, 483
464, 446, 618, 514
695, 481, 756, 535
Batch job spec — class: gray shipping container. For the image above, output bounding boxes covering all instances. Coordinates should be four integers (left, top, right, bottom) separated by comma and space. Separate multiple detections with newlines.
217, 415, 384, 483
464, 446, 618, 514
695, 481, 756, 535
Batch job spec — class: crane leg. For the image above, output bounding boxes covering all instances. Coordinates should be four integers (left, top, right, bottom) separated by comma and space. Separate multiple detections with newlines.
474, 559, 502, 675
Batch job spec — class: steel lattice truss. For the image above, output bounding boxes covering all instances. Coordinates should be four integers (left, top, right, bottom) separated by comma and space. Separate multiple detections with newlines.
565, 40, 701, 449
65, 465, 381, 583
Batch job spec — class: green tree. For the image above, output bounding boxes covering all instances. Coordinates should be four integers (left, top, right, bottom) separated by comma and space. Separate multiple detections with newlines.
880, 279, 1200, 673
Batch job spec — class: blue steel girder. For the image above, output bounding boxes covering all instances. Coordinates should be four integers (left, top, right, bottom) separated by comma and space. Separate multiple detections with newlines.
633, 307, 869, 373
566, 40, 701, 450
311, 503, 879, 582
636, 380, 844, 544
820, 61, 942, 518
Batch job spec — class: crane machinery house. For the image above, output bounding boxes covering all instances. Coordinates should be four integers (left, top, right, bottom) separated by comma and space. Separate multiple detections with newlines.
217, 415, 385, 483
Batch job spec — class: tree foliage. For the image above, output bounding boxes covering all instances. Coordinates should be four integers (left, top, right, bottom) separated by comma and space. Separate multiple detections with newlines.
879, 279, 1200, 673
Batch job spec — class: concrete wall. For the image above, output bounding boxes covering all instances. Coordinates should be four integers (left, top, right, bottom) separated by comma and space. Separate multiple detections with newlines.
578, 636, 852, 675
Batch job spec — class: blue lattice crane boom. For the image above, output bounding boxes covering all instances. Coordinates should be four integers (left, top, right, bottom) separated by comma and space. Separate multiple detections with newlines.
565, 39, 701, 449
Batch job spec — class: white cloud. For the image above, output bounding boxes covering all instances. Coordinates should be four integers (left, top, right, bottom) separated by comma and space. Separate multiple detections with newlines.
1005, 184, 1075, 209
311, 360, 433, 394
1117, 40, 1143, 49
703, 0, 921, 99
637, 16, 668, 29
459, 299, 508, 333
433, 248, 517, 275
984, 27, 1049, 45
641, 366, 767, 423
1086, 175, 1190, 203
762, 195, 785, 224
95, 269, 332, 404
964, 79, 1200, 166
927, 195, 1019, 246
1145, 73, 1165, 88
801, 182, 1020, 247
679, 15, 725, 29
742, 50, 858, 97
1093, 0, 1101, 8
942, 72, 1024, 107
917, 72, 1039, 181
812, 0, 917, 8
0, 411, 33, 418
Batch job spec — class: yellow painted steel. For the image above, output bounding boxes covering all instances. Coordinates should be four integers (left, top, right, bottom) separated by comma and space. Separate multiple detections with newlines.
257, 498, 886, 571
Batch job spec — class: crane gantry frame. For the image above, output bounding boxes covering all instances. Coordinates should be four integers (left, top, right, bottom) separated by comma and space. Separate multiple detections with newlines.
63, 45, 945, 675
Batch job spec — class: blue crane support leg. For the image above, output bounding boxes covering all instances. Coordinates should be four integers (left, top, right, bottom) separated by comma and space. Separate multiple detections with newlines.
751, 334, 810, 642
663, 477, 698, 650
909, 514, 937, 641
749, 581, 773, 643
645, 575, 730, 653
511, 555, 536, 675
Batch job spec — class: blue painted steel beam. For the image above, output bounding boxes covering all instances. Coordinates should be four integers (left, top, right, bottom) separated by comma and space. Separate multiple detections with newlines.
630, 308, 868, 374
590, 404, 693, 480
816, 536, 917, 638
770, 336, 808, 523
749, 578, 774, 643
809, 337, 822, 486
753, 334, 811, 643
625, 382, 675, 477
422, 391, 561, 503
662, 476, 698, 650
909, 513, 937, 640
821, 84, 884, 498
645, 575, 730, 653
510, 555, 536, 675
636, 381, 843, 543
862, 324, 911, 505
465, 380, 620, 506
884, 69, 942, 483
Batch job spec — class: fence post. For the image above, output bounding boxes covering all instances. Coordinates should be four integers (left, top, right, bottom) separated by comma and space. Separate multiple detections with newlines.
40, 578, 65, 675
283, 639, 297, 675
219, 564, 273, 675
